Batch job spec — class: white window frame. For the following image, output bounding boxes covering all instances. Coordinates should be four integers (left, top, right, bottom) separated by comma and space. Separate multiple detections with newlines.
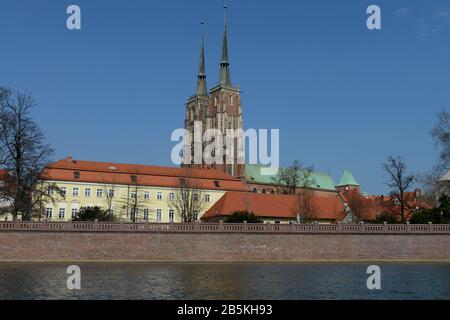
157, 192, 163, 200
205, 194, 211, 202
156, 209, 162, 222
58, 208, 66, 219
143, 208, 149, 221
96, 189, 103, 197
46, 208, 52, 219
144, 191, 150, 200
84, 188, 91, 197
169, 209, 174, 222
72, 187, 79, 197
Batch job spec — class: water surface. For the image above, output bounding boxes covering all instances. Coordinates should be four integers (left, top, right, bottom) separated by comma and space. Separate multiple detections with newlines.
0, 262, 448, 300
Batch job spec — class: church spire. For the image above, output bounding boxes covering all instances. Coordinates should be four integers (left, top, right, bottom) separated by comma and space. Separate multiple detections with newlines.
219, 4, 232, 86
196, 22, 208, 96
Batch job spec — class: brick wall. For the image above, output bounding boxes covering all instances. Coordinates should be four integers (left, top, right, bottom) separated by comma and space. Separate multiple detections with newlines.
0, 232, 448, 261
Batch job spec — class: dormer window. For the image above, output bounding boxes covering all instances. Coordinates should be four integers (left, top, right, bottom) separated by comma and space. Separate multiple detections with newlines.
214, 180, 221, 188
130, 175, 137, 184
73, 171, 80, 179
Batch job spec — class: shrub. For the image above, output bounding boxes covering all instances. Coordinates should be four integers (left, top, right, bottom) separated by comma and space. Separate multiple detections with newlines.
375, 212, 398, 224
72, 206, 114, 221
224, 211, 262, 223
409, 209, 442, 224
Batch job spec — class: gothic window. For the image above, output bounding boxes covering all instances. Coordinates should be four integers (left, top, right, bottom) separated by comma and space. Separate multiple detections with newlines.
230, 95, 233, 106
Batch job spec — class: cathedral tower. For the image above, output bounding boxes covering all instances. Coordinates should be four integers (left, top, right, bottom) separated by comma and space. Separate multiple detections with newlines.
184, 6, 244, 177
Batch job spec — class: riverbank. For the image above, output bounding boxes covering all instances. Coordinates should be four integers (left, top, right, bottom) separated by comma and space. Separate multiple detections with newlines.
0, 222, 449, 262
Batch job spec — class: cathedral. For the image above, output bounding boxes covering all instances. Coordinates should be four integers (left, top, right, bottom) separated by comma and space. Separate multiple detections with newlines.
184, 8, 244, 178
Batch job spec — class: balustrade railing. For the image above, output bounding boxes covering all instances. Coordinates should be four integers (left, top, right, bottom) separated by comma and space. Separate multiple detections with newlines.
0, 221, 449, 234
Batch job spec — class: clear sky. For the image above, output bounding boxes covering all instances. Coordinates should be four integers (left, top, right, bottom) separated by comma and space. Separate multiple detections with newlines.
1, 0, 449, 194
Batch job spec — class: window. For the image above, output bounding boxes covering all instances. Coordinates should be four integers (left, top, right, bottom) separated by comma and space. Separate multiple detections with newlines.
109, 189, 115, 198
130, 175, 137, 183
156, 209, 162, 222
72, 187, 79, 196
230, 95, 234, 106
96, 189, 103, 197
130, 208, 137, 222
143, 209, 149, 221
71, 208, 78, 219
73, 171, 80, 179
144, 192, 150, 200
169, 193, 175, 200
169, 209, 174, 222
47, 187, 54, 196
193, 193, 199, 202
205, 194, 211, 202
214, 180, 220, 188
157, 192, 163, 200
60, 187, 67, 196
46, 208, 52, 219
214, 96, 217, 107
130, 191, 137, 199
58, 208, 66, 219
84, 188, 91, 197
193, 212, 199, 221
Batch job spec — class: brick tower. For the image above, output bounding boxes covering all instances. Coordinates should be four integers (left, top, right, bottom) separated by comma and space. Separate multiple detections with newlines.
184, 6, 244, 177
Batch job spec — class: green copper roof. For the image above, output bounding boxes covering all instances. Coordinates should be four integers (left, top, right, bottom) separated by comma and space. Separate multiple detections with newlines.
336, 169, 359, 187
244, 164, 337, 191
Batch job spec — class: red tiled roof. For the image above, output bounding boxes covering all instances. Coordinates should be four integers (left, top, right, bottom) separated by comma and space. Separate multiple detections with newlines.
43, 158, 247, 192
202, 191, 345, 221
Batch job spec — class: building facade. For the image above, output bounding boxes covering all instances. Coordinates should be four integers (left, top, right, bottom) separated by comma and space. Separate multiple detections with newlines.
37, 157, 247, 223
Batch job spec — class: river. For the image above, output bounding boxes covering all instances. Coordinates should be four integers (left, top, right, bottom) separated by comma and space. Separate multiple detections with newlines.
0, 262, 448, 299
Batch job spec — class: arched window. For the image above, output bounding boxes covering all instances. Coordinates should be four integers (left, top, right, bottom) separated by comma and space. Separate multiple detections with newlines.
252, 187, 257, 193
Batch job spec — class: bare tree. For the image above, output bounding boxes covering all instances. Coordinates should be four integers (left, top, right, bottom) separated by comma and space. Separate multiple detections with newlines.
28, 176, 64, 221
0, 89, 55, 220
345, 190, 370, 221
100, 173, 118, 220
295, 165, 318, 223
417, 110, 450, 200
169, 169, 206, 222
272, 160, 313, 195
382, 156, 414, 222
431, 110, 450, 175
115, 169, 146, 222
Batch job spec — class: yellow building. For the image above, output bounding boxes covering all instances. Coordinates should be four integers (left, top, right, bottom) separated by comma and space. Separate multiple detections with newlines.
41, 157, 247, 222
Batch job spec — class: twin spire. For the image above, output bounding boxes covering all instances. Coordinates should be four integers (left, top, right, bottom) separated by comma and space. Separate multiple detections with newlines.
195, 5, 232, 97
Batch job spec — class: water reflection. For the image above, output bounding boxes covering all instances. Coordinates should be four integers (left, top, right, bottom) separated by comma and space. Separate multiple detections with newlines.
0, 262, 448, 300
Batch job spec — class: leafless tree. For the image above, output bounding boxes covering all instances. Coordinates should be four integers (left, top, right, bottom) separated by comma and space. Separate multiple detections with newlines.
416, 110, 450, 200
295, 189, 318, 223
100, 173, 119, 220
0, 88, 55, 220
382, 156, 414, 222
432, 110, 450, 175
295, 165, 318, 223
272, 160, 315, 195
169, 169, 206, 222
345, 190, 370, 221
115, 169, 146, 222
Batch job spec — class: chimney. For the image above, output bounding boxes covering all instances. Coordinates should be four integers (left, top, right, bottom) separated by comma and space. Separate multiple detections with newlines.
415, 188, 422, 199
65, 156, 73, 163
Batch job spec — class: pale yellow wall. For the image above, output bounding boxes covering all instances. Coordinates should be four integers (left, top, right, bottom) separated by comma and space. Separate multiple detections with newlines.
41, 180, 225, 223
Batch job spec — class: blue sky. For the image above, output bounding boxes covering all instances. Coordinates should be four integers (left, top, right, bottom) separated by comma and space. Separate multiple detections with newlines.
0, 0, 449, 194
